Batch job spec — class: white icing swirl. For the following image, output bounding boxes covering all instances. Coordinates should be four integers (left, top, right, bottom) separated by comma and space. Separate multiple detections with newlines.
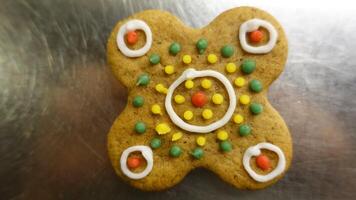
120, 145, 153, 179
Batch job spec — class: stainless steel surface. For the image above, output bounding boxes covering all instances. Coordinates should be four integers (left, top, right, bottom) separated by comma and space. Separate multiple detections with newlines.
1, 0, 355, 199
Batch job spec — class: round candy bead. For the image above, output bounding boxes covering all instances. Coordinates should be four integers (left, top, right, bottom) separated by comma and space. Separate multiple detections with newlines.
183, 110, 194, 121
126, 31, 138, 45
212, 93, 224, 105
164, 65, 175, 75
250, 103, 263, 115
196, 136, 206, 146
202, 109, 213, 120
207, 54, 218, 64
191, 91, 207, 107
249, 79, 263, 92
155, 83, 168, 94
127, 156, 141, 169
225, 63, 237, 73
239, 95, 250, 105
249, 30, 263, 43
135, 121, 146, 134
155, 123, 171, 135
196, 38, 208, 54
169, 42, 181, 55
233, 114, 244, 124
221, 45, 234, 58
201, 79, 212, 89
191, 147, 204, 159
220, 141, 232, 152
256, 154, 270, 171
185, 79, 194, 89
217, 130, 229, 141
174, 95, 185, 104
172, 132, 183, 141
170, 145, 182, 157
239, 124, 251, 136
150, 137, 161, 149
151, 104, 162, 115
241, 60, 256, 74
136, 74, 150, 86
182, 55, 192, 64
149, 54, 160, 65
133, 96, 144, 107
234, 77, 246, 87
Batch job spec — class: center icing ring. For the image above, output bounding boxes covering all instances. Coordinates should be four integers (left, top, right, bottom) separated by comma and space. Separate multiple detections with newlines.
165, 68, 236, 133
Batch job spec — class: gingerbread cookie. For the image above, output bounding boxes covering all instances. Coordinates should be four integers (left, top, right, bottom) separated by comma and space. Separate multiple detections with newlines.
107, 7, 292, 190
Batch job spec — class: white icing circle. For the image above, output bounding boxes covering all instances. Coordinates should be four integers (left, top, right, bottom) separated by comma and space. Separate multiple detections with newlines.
165, 68, 236, 133
120, 145, 153, 180
239, 18, 278, 54
116, 19, 153, 57
243, 142, 286, 182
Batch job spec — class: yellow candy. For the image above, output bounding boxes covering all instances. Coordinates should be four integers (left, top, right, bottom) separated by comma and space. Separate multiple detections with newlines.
217, 130, 229, 141
164, 65, 175, 75
226, 63, 237, 73
174, 95, 185, 104
172, 132, 183, 141
185, 79, 194, 89
155, 123, 171, 135
212, 93, 224, 105
182, 55, 192, 64
207, 54, 218, 64
155, 83, 168, 94
202, 109, 213, 120
151, 104, 162, 115
234, 77, 245, 87
233, 114, 244, 124
196, 136, 206, 146
201, 79, 212, 89
239, 94, 250, 105
183, 110, 194, 121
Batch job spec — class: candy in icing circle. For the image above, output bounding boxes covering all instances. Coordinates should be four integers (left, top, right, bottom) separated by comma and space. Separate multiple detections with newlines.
120, 145, 153, 179
239, 19, 278, 54
243, 143, 286, 182
165, 68, 237, 133
117, 20, 153, 57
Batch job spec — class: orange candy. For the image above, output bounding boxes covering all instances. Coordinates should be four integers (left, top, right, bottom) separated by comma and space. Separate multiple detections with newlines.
191, 91, 207, 108
126, 31, 138, 45
256, 154, 270, 171
127, 156, 141, 169
249, 30, 263, 43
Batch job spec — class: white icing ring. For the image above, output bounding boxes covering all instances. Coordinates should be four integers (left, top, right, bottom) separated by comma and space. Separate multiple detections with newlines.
120, 145, 153, 180
243, 142, 286, 182
116, 19, 153, 57
165, 68, 236, 133
239, 19, 278, 54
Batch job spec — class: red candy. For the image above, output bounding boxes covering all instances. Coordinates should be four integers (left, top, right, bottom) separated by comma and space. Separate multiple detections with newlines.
256, 154, 270, 171
249, 30, 263, 43
127, 156, 141, 169
191, 91, 207, 107
126, 31, 138, 45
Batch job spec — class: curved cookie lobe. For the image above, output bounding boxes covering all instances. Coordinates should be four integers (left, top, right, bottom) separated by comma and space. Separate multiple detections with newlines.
107, 7, 292, 190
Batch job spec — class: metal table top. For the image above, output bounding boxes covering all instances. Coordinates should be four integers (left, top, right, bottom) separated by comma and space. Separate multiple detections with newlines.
1, 0, 355, 199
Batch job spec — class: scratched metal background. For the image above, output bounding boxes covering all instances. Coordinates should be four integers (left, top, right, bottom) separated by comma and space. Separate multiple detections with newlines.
1, 0, 356, 199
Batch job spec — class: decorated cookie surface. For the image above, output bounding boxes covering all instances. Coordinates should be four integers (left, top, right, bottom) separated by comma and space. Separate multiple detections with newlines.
107, 7, 292, 190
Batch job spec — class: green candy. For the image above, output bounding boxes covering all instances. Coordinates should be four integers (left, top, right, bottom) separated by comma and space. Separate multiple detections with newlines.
191, 147, 204, 159
196, 38, 208, 54
249, 79, 263, 92
149, 54, 160, 65
150, 137, 161, 149
169, 42, 181, 55
136, 74, 150, 86
241, 60, 256, 74
132, 96, 144, 107
220, 141, 232, 152
250, 103, 263, 115
239, 124, 251, 136
221, 45, 234, 58
170, 145, 182, 157
134, 121, 146, 134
